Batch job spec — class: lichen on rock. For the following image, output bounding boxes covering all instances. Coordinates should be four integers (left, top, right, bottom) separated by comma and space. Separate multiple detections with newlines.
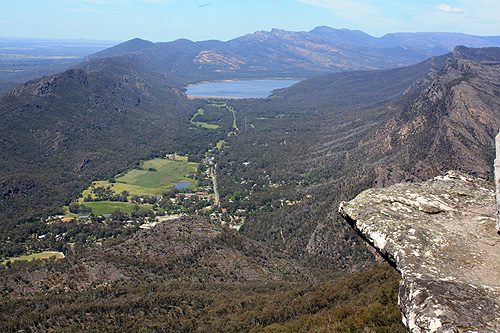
339, 170, 500, 332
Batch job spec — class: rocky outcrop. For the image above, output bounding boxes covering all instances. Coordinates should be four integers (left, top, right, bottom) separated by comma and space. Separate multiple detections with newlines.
367, 50, 500, 188
339, 171, 500, 332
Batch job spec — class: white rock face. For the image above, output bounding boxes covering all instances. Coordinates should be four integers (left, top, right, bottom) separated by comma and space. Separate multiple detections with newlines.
339, 171, 500, 332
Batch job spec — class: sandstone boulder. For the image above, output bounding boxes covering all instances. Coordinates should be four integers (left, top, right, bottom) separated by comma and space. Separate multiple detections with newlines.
339, 170, 500, 332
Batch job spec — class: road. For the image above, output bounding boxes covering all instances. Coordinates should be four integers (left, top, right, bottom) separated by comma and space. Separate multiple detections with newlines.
212, 164, 220, 207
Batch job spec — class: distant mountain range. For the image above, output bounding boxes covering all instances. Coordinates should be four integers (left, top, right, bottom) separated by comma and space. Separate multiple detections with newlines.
2, 26, 499, 93
87, 26, 500, 83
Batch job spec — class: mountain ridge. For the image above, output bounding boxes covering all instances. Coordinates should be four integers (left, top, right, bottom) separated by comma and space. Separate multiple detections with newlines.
368, 48, 500, 186
85, 27, 500, 84
88, 37, 155, 59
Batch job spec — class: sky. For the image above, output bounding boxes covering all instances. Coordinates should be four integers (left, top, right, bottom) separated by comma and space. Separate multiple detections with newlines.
1, 0, 499, 42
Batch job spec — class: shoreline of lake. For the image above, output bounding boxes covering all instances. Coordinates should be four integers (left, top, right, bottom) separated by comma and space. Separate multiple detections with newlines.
187, 95, 248, 100
185, 79, 301, 99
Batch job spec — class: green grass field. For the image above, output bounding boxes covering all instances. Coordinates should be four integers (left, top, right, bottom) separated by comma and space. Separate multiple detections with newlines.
77, 157, 198, 202
208, 140, 226, 154
71, 157, 198, 215
2, 251, 65, 265
215, 140, 226, 150
66, 201, 153, 216
82, 202, 153, 215
190, 108, 220, 129
115, 158, 198, 191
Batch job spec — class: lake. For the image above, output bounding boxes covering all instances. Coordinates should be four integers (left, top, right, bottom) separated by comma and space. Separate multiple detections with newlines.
186, 79, 300, 98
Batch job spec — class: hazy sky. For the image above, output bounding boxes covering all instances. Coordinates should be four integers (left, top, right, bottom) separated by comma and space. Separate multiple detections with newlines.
1, 0, 499, 42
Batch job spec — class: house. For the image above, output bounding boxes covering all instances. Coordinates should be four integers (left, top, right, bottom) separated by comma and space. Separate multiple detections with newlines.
164, 153, 176, 160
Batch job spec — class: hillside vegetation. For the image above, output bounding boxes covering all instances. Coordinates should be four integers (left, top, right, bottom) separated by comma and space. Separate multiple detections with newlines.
0, 42, 499, 330
215, 47, 500, 266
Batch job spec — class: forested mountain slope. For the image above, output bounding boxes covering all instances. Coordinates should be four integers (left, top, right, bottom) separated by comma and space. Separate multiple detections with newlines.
362, 46, 500, 186
0, 56, 193, 226
270, 53, 448, 111
215, 46, 500, 270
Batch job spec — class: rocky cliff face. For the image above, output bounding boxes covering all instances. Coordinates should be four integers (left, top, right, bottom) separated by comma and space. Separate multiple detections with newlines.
369, 52, 500, 187
339, 171, 500, 332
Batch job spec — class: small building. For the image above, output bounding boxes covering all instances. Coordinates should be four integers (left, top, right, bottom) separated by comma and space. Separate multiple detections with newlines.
164, 154, 176, 160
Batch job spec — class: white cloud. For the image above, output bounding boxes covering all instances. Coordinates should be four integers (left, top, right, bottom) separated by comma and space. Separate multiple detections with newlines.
435, 3, 463, 14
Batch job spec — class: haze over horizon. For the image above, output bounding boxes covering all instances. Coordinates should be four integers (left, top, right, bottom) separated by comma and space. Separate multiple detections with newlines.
2, 0, 500, 43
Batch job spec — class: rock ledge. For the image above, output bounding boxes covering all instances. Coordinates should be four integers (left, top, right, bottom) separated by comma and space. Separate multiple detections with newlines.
339, 170, 500, 332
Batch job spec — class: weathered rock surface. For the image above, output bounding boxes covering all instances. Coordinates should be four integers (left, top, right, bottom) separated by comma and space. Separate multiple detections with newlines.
339, 170, 500, 332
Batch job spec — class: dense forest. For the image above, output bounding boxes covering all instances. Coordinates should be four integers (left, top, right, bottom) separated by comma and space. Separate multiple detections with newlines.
1, 43, 499, 330
0, 260, 403, 331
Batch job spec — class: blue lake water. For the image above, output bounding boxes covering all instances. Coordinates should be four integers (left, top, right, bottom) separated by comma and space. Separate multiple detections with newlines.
171, 182, 191, 189
186, 79, 300, 98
